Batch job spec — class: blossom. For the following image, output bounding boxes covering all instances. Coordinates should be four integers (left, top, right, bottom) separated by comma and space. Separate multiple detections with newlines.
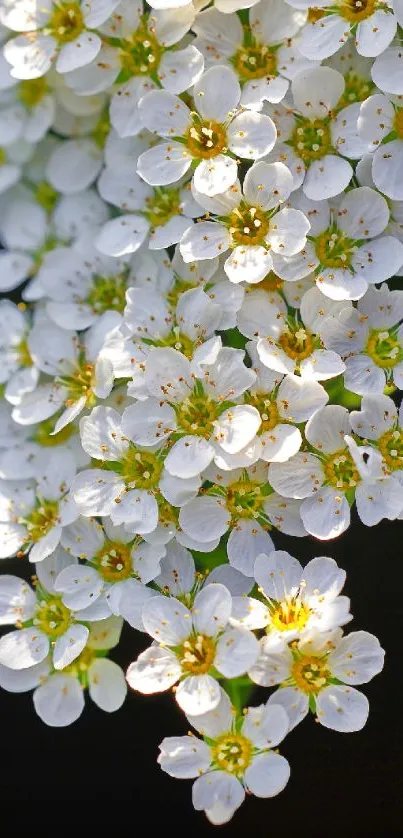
232, 550, 351, 637
358, 91, 403, 200
250, 628, 385, 733
2, 0, 118, 79
180, 161, 310, 283
269, 404, 403, 536
193, 2, 311, 110
0, 614, 126, 725
137, 66, 277, 196
158, 688, 290, 824
126, 583, 260, 714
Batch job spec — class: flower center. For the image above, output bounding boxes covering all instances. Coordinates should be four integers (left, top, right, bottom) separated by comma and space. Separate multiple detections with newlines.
324, 448, 359, 489
292, 653, 330, 693
86, 273, 128, 314
339, 0, 376, 22
166, 279, 198, 309
176, 389, 221, 438
228, 202, 270, 246
394, 108, 403, 140
25, 499, 60, 543
256, 272, 284, 293
366, 329, 403, 369
154, 327, 196, 358
119, 24, 162, 76
92, 109, 111, 149
226, 479, 266, 519
32, 417, 75, 447
186, 117, 227, 160
270, 599, 311, 632
290, 117, 332, 163
33, 595, 71, 638
19, 77, 48, 108
180, 633, 216, 675
16, 337, 33, 368
337, 71, 374, 109
46, 2, 84, 42
60, 359, 96, 408
212, 733, 252, 775
314, 228, 355, 269
120, 446, 163, 490
144, 187, 181, 228
247, 394, 279, 434
307, 7, 327, 22
279, 324, 315, 361
378, 428, 403, 471
233, 41, 277, 81
157, 497, 179, 530
0, 148, 6, 166
34, 181, 59, 212
94, 540, 133, 582
63, 647, 98, 683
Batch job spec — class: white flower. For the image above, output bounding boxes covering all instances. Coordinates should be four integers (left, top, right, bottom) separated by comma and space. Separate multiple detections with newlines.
320, 284, 403, 394
0, 575, 96, 670
121, 342, 259, 478
250, 628, 384, 733
266, 66, 370, 199
287, 0, 397, 60
65, 2, 202, 111
349, 395, 403, 521
0, 614, 127, 725
72, 405, 201, 533
158, 688, 290, 825
193, 2, 311, 110
56, 516, 165, 626
154, 538, 254, 601
358, 92, 403, 200
137, 66, 277, 196
10, 313, 117, 432
269, 403, 403, 536
180, 162, 310, 284
2, 0, 118, 79
232, 550, 351, 638
276, 188, 403, 301
179, 463, 307, 574
126, 583, 260, 715
0, 448, 78, 562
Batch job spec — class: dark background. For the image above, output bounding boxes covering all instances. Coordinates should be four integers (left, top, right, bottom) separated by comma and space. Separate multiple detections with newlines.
1, 514, 401, 835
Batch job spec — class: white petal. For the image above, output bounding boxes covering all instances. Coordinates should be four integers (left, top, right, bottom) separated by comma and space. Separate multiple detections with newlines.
52, 624, 89, 670
254, 550, 302, 600
215, 627, 260, 677
192, 772, 245, 826
225, 246, 273, 285
304, 156, 353, 201
95, 215, 149, 257
268, 452, 323, 498
73, 469, 122, 516
245, 751, 290, 798
267, 686, 308, 730
158, 735, 211, 778
137, 142, 192, 187
186, 687, 233, 738
142, 595, 191, 645
176, 673, 221, 715
316, 685, 369, 732
227, 521, 274, 577
227, 112, 277, 159
122, 400, 176, 446
127, 645, 181, 693
0, 626, 49, 669
54, 565, 103, 611
242, 701, 289, 749
192, 583, 232, 635
180, 221, 230, 262
56, 32, 101, 74
243, 161, 293, 209
193, 155, 237, 197
165, 436, 214, 479
138, 89, 190, 137
46, 139, 102, 194
356, 10, 396, 57
193, 66, 240, 122
0, 658, 50, 693
159, 45, 204, 94
154, 541, 195, 596
88, 657, 127, 711
179, 496, 230, 543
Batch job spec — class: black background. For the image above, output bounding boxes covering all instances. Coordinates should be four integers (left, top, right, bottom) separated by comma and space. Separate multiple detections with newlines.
1, 514, 401, 835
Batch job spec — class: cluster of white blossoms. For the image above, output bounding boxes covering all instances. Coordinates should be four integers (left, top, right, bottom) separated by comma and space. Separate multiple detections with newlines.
0, 0, 399, 824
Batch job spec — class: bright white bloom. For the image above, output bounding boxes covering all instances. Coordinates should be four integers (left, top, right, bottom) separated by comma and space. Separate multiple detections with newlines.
287, 0, 397, 60
73, 405, 201, 533
0, 614, 127, 726
179, 462, 307, 576
154, 538, 254, 601
137, 66, 277, 196
241, 286, 346, 381
276, 188, 403, 301
358, 92, 403, 200
250, 628, 384, 733
193, 2, 311, 110
159, 688, 290, 825
121, 342, 260, 478
180, 163, 310, 284
269, 404, 403, 536
0, 448, 78, 562
350, 395, 403, 506
65, 2, 203, 112
232, 551, 351, 638
56, 516, 165, 626
266, 66, 370, 199
2, 0, 118, 79
0, 574, 101, 670
126, 583, 260, 715
320, 284, 403, 394
10, 313, 117, 432
371, 46, 403, 96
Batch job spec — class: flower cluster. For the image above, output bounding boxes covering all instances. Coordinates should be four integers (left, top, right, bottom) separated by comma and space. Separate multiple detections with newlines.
0, 0, 398, 825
